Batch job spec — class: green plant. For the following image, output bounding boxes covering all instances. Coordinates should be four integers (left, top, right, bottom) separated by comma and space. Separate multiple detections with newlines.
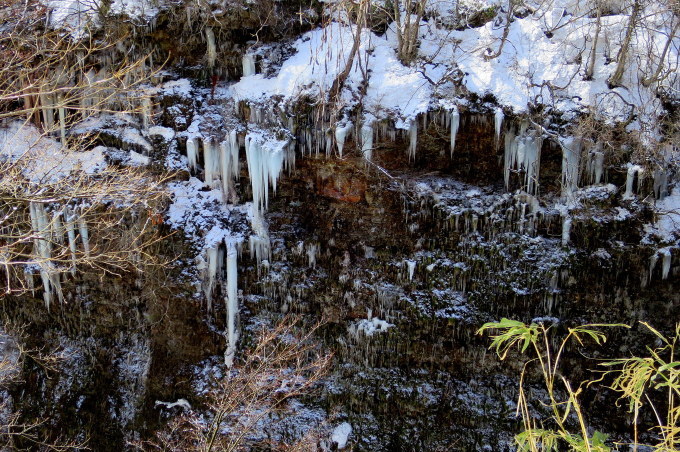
600, 322, 680, 451
478, 318, 680, 451
478, 318, 625, 452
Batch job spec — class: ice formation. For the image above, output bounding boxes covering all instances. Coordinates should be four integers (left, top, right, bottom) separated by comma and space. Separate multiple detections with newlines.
220, 130, 240, 197
408, 119, 417, 160
335, 122, 352, 157
202, 139, 221, 189
242, 53, 256, 77
244, 133, 288, 212
449, 107, 460, 155
141, 97, 152, 130
205, 27, 216, 68
225, 242, 239, 367
561, 215, 572, 246
186, 137, 199, 172
588, 147, 604, 185
653, 168, 669, 200
661, 248, 672, 280
28, 202, 65, 309
202, 246, 221, 311
560, 137, 581, 199
494, 108, 504, 143
504, 127, 542, 195
361, 121, 374, 161
331, 422, 352, 449
405, 260, 416, 281
624, 164, 643, 199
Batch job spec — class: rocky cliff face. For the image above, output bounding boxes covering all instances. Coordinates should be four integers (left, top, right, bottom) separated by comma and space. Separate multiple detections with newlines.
1, 0, 678, 450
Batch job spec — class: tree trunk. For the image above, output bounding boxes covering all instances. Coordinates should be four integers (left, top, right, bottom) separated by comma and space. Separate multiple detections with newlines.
584, 1, 601, 81
641, 20, 679, 87
608, 0, 641, 88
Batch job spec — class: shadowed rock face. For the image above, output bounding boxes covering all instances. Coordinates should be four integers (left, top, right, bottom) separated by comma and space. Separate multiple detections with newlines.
2, 4, 678, 450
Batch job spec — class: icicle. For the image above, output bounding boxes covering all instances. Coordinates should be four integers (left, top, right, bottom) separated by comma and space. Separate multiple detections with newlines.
404, 260, 416, 281
504, 129, 542, 195
203, 246, 219, 311
186, 138, 199, 173
494, 107, 504, 143
244, 133, 286, 212
560, 137, 581, 199
205, 27, 216, 68
361, 122, 374, 161
78, 217, 90, 256
561, 215, 571, 246
64, 206, 77, 275
242, 53, 256, 77
408, 119, 417, 160
335, 122, 352, 157
653, 168, 668, 200
623, 164, 642, 199
307, 243, 319, 268
249, 207, 271, 263
449, 107, 459, 156
141, 97, 152, 130
40, 93, 55, 134
203, 139, 221, 189
649, 252, 659, 282
661, 248, 672, 280
51, 211, 64, 244
219, 130, 240, 200
29, 202, 56, 309
589, 149, 604, 184
225, 242, 239, 368
58, 95, 66, 144
504, 130, 516, 189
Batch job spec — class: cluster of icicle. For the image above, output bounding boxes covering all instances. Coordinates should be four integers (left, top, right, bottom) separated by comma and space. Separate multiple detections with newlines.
504, 120, 542, 196
28, 202, 89, 309
187, 125, 293, 366
201, 241, 240, 367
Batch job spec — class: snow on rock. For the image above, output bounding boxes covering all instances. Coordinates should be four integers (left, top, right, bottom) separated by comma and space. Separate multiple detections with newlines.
166, 177, 250, 250
0, 121, 107, 183
651, 184, 680, 242
331, 422, 352, 449
349, 318, 394, 337
155, 398, 192, 411
147, 125, 175, 142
